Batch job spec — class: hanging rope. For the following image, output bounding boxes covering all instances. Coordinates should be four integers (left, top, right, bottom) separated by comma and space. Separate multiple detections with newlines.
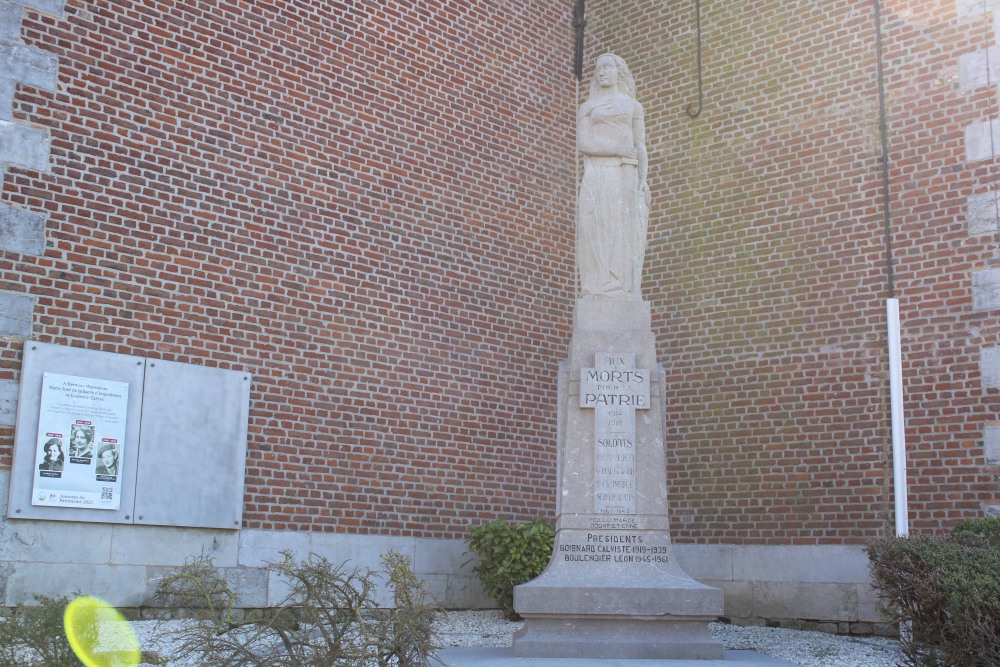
686, 0, 704, 118
983, 0, 1000, 263
573, 0, 586, 81
873, 0, 895, 298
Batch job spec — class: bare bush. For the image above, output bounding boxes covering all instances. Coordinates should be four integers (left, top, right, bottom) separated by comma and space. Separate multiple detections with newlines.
154, 550, 439, 667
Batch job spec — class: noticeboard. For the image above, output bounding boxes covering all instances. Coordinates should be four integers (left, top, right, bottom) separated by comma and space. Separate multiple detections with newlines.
8, 342, 251, 529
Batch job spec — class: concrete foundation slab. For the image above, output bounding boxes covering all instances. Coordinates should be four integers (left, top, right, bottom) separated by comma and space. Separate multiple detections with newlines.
439, 646, 800, 667
513, 616, 723, 660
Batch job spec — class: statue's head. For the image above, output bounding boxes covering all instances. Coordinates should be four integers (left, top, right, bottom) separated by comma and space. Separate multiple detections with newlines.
590, 53, 635, 99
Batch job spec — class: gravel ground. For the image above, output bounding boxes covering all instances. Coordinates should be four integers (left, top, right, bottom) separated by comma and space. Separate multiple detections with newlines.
433, 611, 903, 667
707, 622, 901, 667
131, 610, 903, 667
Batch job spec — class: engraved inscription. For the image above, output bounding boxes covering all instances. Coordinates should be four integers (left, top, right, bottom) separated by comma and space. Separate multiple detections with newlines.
581, 353, 650, 515
557, 532, 670, 565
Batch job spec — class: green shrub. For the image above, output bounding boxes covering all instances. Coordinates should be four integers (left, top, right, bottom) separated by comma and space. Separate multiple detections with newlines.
951, 515, 1000, 544
0, 594, 84, 667
465, 518, 554, 619
866, 519, 1000, 667
155, 549, 439, 667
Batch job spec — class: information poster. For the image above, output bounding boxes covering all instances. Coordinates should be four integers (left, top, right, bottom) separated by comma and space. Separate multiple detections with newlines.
31, 373, 129, 510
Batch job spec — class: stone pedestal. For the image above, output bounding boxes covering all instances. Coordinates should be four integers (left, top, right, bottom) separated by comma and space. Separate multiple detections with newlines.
513, 299, 724, 660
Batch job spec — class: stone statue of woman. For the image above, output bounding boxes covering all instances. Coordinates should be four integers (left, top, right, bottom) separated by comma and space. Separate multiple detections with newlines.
576, 54, 650, 299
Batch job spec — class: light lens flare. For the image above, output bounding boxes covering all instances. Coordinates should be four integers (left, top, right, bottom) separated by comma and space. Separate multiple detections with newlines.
63, 596, 140, 667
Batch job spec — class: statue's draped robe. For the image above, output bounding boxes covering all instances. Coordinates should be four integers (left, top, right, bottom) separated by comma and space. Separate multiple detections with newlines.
577, 94, 648, 298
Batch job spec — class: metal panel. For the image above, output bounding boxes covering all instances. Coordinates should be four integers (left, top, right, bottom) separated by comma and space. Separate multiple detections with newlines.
7, 341, 144, 523
133, 359, 251, 529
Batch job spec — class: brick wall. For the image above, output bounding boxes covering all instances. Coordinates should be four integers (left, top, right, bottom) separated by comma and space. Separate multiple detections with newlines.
4, 0, 999, 552
585, 0, 1000, 542
1, 0, 576, 537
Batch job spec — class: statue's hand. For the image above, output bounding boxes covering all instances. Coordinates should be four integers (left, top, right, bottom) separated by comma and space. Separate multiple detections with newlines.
640, 182, 651, 205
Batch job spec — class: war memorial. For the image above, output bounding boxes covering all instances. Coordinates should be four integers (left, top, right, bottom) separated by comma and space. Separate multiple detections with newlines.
1, 2, 1000, 658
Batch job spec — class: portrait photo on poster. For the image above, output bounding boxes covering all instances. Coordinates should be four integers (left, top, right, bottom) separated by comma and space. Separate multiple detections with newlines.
95, 442, 119, 481
69, 422, 95, 461
37, 435, 65, 478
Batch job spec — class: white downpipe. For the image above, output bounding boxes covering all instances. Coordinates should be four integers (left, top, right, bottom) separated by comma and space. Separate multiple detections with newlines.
887, 299, 909, 536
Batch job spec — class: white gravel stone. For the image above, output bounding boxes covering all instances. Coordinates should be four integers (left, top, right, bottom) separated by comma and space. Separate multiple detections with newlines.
128, 611, 903, 666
